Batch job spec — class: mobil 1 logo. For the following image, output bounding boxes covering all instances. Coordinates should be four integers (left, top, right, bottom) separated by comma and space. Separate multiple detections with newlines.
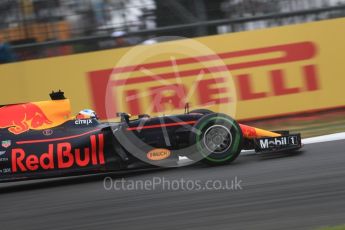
258, 135, 299, 151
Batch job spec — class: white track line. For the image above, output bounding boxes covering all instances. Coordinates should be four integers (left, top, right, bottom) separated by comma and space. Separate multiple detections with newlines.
302, 132, 345, 145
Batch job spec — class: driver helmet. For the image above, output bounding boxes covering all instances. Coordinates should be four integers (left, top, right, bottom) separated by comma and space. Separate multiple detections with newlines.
76, 109, 98, 119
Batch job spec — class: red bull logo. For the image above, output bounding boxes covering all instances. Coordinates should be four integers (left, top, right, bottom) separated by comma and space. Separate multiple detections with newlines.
0, 103, 52, 134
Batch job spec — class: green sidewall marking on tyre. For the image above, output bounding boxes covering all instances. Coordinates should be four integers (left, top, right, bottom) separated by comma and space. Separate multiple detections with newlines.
196, 116, 241, 163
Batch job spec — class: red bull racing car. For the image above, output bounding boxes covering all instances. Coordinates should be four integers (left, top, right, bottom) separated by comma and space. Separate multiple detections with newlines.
0, 91, 302, 182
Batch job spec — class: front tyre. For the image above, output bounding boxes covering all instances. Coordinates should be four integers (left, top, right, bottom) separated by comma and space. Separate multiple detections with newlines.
190, 113, 243, 166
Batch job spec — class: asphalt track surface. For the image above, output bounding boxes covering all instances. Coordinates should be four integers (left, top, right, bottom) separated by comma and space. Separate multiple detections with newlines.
1, 140, 345, 230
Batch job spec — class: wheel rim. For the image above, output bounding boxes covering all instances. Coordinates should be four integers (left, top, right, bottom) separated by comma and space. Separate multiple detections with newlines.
203, 125, 232, 154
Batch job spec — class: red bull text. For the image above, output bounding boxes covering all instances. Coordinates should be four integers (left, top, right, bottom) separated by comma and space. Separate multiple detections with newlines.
11, 134, 105, 172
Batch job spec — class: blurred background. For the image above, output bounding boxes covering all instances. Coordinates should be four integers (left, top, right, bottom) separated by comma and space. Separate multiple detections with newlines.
1, 0, 345, 138
1, 0, 345, 61
2, 3, 345, 230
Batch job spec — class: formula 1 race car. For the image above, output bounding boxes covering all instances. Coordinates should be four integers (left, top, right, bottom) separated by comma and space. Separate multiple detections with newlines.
0, 91, 302, 182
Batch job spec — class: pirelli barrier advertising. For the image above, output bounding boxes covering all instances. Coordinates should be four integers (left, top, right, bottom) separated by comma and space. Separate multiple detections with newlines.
1, 18, 345, 121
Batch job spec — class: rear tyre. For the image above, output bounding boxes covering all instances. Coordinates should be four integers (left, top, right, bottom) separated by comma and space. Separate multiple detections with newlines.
190, 113, 243, 166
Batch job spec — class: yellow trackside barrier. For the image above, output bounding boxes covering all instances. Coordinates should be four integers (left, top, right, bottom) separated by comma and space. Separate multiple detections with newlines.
1, 18, 345, 121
